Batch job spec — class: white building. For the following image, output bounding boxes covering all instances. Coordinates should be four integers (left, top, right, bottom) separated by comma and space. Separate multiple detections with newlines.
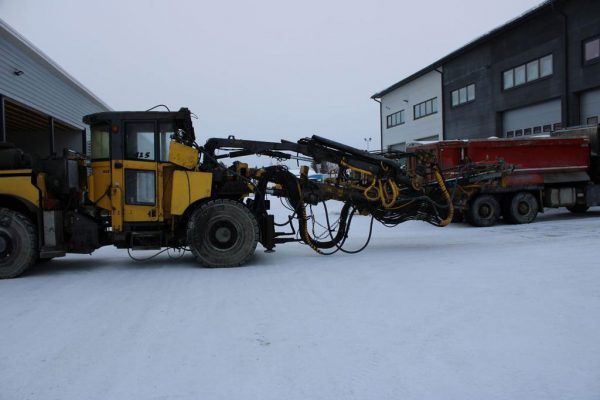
372, 69, 443, 151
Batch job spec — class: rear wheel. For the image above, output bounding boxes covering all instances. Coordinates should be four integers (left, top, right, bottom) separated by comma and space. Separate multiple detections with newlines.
0, 208, 37, 279
187, 199, 259, 267
467, 194, 500, 227
507, 192, 538, 224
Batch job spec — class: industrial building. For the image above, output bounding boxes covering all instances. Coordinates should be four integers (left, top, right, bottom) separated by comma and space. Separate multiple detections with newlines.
0, 18, 110, 156
372, 0, 600, 151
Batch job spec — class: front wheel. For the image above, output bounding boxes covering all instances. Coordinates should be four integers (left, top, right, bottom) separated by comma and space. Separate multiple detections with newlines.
0, 208, 38, 279
187, 199, 259, 267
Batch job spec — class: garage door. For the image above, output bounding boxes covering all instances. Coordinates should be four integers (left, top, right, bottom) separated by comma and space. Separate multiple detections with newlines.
581, 88, 600, 126
502, 99, 562, 137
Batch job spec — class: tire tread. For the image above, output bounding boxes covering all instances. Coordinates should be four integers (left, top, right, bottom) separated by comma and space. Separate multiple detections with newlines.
0, 208, 37, 279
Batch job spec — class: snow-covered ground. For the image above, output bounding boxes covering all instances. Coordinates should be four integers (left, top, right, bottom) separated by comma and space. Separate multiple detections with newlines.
1, 206, 600, 400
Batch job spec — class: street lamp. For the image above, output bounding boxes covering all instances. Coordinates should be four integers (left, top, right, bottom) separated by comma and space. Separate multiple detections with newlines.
363, 137, 372, 151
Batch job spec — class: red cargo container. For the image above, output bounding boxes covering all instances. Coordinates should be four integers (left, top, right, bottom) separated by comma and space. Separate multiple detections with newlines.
408, 134, 600, 227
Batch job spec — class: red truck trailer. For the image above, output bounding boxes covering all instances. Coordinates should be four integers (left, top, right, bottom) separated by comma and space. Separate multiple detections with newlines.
408, 126, 600, 227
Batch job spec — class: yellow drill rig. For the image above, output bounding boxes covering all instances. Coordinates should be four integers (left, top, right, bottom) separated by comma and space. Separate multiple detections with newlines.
0, 107, 453, 278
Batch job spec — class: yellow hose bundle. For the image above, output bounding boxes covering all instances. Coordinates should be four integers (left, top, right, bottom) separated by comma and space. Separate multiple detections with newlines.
433, 166, 454, 226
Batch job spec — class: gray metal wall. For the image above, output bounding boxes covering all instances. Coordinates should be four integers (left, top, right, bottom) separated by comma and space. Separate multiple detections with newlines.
0, 21, 109, 131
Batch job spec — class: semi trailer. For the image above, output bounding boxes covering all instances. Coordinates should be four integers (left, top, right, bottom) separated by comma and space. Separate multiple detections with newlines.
408, 125, 600, 226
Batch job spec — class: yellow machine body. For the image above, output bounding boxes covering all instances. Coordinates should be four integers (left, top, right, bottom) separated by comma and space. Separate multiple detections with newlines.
166, 170, 212, 215
168, 141, 199, 170
86, 142, 211, 232
89, 161, 111, 210
87, 160, 213, 231
0, 169, 40, 208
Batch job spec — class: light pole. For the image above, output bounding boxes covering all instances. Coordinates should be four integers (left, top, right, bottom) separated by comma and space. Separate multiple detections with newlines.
363, 137, 372, 151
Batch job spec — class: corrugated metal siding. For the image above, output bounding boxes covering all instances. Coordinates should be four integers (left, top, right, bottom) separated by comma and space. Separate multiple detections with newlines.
0, 27, 109, 129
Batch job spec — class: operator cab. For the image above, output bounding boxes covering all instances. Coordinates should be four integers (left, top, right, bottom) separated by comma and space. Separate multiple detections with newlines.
83, 108, 197, 232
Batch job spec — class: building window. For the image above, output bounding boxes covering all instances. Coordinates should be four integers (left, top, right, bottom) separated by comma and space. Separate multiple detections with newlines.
527, 60, 539, 81
386, 110, 405, 128
515, 65, 526, 86
584, 38, 600, 64
451, 84, 475, 107
540, 55, 553, 77
503, 54, 553, 90
507, 121, 561, 138
414, 98, 438, 119
503, 70, 514, 89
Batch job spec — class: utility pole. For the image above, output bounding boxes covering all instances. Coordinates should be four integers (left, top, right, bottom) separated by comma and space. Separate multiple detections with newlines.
363, 137, 372, 151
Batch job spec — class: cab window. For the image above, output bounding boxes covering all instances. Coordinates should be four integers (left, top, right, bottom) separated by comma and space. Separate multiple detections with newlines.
125, 122, 155, 160
125, 169, 156, 205
91, 123, 110, 160
159, 122, 175, 162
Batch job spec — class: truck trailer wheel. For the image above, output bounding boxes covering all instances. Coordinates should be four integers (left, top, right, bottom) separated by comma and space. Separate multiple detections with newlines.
507, 192, 538, 224
0, 208, 38, 279
187, 199, 259, 268
467, 194, 500, 227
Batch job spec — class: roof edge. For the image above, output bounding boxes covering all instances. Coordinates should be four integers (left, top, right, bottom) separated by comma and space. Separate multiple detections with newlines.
0, 17, 112, 111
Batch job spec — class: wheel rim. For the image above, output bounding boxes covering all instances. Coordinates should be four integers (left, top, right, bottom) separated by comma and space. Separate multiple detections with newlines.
208, 220, 239, 250
479, 204, 492, 219
0, 231, 13, 260
517, 201, 530, 215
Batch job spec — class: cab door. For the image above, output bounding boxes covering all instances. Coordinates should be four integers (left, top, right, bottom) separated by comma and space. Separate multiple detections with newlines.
121, 121, 160, 223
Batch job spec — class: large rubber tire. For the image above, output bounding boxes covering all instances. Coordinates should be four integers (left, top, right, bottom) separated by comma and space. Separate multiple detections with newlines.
0, 208, 38, 279
507, 192, 538, 224
467, 194, 500, 227
187, 199, 259, 268
567, 204, 589, 214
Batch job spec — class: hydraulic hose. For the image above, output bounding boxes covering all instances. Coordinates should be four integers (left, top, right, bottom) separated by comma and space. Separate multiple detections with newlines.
433, 166, 454, 226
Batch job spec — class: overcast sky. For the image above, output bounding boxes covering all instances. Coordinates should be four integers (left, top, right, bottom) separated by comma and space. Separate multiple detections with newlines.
1, 0, 541, 150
